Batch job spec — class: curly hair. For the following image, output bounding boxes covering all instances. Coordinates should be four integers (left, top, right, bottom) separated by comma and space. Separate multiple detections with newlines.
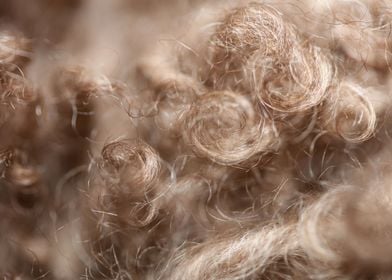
1, 0, 392, 279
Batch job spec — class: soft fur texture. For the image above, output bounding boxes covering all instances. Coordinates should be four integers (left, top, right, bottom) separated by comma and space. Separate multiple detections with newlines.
1, 0, 392, 279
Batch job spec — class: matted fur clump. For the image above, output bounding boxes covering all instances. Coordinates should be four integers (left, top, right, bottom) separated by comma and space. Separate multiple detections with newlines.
1, 0, 392, 279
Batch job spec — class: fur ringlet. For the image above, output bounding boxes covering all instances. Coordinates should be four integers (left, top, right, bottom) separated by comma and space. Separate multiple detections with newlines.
183, 90, 279, 166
